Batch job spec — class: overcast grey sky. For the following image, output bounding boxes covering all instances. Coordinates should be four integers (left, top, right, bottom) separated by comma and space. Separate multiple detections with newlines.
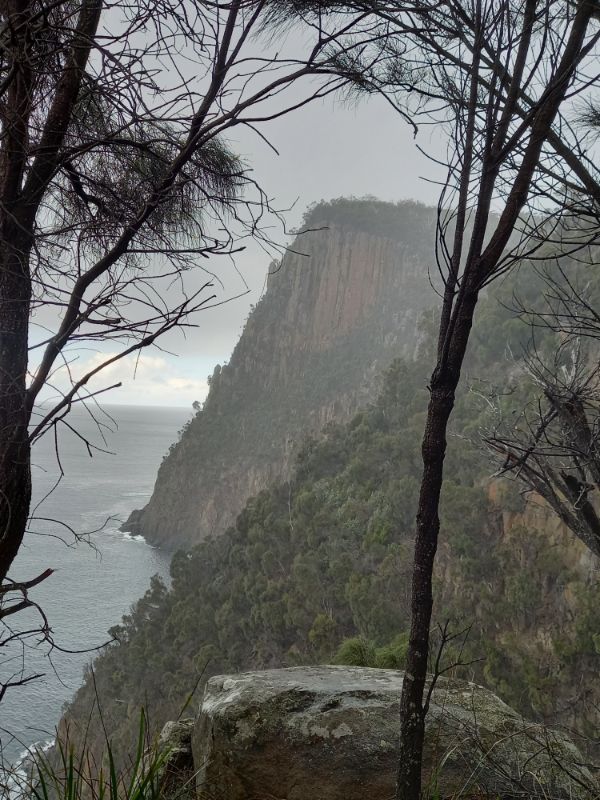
53, 92, 445, 408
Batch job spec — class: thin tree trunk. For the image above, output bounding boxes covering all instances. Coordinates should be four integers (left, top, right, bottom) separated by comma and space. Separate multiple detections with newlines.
396, 292, 478, 800
0, 0, 35, 584
0, 227, 32, 583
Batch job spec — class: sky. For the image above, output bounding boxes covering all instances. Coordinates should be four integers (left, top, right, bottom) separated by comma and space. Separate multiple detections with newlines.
42, 91, 445, 409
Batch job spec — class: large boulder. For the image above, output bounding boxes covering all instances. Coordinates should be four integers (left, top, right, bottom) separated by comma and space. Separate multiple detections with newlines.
192, 666, 597, 800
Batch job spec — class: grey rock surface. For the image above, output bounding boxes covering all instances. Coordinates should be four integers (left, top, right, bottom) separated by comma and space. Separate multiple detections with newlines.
192, 666, 597, 800
155, 718, 195, 799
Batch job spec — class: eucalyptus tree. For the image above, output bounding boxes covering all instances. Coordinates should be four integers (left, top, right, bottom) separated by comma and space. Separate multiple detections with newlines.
281, 0, 600, 796
371, 4, 600, 797
0, 0, 375, 688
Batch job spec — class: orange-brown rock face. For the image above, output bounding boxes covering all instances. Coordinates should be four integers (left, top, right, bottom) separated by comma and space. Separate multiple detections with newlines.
124, 204, 438, 549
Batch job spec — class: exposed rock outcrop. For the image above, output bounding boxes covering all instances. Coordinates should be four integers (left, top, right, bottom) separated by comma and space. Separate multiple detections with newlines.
123, 201, 438, 549
153, 719, 195, 800
190, 666, 597, 800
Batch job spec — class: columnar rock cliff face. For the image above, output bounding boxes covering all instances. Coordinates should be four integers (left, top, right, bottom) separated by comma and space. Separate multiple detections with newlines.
125, 200, 438, 549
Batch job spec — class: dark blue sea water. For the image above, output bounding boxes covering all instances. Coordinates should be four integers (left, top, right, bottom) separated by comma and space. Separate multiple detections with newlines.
0, 404, 190, 768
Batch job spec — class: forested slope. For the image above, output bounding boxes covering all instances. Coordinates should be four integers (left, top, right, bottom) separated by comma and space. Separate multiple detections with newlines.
61, 270, 600, 765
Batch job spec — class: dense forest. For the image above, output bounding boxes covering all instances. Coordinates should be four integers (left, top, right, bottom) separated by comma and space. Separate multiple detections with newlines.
61, 257, 600, 766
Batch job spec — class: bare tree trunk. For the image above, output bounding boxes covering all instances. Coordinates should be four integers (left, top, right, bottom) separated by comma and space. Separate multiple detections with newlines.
0, 0, 35, 583
396, 290, 478, 800
0, 225, 32, 582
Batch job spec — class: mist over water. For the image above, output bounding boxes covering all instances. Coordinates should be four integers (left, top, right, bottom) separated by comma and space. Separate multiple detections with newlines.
0, 404, 190, 764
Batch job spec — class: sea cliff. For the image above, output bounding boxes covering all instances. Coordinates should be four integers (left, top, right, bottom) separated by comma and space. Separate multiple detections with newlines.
124, 199, 438, 549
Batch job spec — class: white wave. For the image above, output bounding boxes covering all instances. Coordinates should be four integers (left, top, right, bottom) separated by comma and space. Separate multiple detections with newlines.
2, 738, 55, 800
15, 737, 55, 764
70, 523, 155, 548
114, 530, 153, 546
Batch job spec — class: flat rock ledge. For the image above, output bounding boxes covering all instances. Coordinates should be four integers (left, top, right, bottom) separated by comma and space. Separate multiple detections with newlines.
189, 666, 597, 800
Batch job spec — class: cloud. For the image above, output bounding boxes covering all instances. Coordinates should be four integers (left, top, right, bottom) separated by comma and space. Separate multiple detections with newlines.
42, 350, 210, 408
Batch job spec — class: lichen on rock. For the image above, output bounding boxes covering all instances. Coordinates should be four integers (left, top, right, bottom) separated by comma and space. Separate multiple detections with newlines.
190, 666, 597, 800
153, 718, 195, 800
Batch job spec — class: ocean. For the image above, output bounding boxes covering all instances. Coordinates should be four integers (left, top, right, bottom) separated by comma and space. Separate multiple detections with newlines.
0, 404, 190, 767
